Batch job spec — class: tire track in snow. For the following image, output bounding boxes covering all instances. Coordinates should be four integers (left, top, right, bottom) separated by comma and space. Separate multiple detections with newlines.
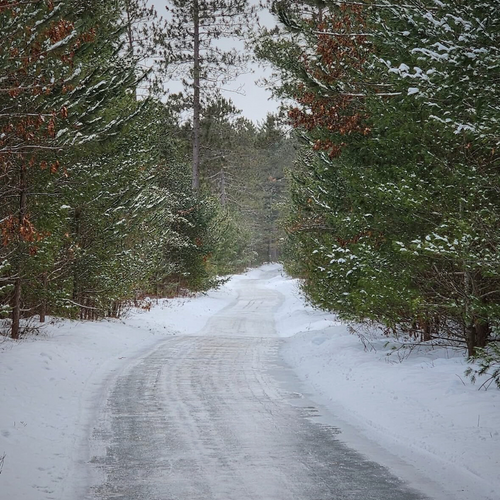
88, 277, 428, 500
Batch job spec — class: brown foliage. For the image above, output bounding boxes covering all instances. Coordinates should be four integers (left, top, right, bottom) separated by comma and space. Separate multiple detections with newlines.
46, 19, 74, 44
288, 7, 372, 157
0, 213, 44, 247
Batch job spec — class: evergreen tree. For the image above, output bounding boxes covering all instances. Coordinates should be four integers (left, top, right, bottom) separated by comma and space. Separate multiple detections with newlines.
0, 0, 114, 336
370, 0, 500, 353
163, 0, 257, 191
0, 0, 158, 333
257, 0, 500, 355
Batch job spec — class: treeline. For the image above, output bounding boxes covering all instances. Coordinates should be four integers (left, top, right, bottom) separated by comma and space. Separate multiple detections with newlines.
0, 0, 293, 338
257, 0, 499, 358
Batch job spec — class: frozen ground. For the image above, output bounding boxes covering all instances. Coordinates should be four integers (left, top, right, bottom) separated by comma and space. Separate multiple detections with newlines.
0, 264, 498, 499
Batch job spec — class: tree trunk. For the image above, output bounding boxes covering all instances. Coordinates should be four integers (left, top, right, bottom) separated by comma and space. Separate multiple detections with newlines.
421, 320, 432, 342
475, 319, 489, 349
125, 0, 135, 55
463, 263, 475, 356
268, 231, 272, 263
72, 207, 81, 304
192, 0, 201, 192
124, 0, 139, 101
219, 169, 227, 206
11, 163, 27, 340
466, 322, 476, 357
39, 272, 47, 323
11, 276, 21, 340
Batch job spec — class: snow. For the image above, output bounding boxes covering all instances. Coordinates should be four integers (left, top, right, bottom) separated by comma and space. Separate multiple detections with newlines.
0, 288, 235, 500
266, 268, 500, 500
1, 264, 499, 500
45, 30, 77, 53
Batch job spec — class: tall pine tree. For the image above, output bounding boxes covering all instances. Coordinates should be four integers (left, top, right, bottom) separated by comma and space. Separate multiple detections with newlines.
163, 0, 257, 191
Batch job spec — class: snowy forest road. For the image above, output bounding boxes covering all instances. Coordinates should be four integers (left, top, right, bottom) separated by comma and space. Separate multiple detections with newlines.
88, 271, 428, 500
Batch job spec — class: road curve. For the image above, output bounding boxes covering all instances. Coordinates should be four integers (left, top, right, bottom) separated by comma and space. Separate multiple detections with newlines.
88, 273, 428, 500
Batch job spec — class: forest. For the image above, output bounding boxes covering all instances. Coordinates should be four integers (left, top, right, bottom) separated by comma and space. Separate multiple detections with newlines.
0, 0, 295, 338
1, 0, 499, 373
256, 0, 499, 367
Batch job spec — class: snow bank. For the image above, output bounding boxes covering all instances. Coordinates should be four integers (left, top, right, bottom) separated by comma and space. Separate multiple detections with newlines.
0, 319, 166, 500
264, 270, 500, 500
262, 266, 341, 337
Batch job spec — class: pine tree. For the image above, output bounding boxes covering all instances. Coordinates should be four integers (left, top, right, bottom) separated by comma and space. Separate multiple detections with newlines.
258, 0, 500, 355
370, 0, 500, 353
0, 0, 156, 334
163, 0, 257, 191
0, 0, 102, 337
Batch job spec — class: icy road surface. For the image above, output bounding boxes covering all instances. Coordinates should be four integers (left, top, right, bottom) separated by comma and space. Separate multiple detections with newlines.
88, 274, 428, 500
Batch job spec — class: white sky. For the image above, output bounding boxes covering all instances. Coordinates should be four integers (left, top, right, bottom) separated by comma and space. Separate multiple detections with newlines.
150, 0, 280, 124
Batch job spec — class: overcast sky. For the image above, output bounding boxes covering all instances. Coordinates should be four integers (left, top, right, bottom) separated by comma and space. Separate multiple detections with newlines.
150, 0, 280, 124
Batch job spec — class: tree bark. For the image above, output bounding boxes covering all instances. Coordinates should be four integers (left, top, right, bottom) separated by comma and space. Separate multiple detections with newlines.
475, 319, 489, 349
192, 0, 201, 192
125, 0, 135, 55
72, 206, 83, 320
421, 320, 432, 342
125, 0, 140, 101
11, 275, 21, 340
11, 163, 27, 339
219, 169, 227, 206
39, 272, 47, 323
466, 322, 476, 357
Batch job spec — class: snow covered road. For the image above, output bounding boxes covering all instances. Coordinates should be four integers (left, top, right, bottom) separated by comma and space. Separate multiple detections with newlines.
1, 265, 498, 500
88, 274, 426, 500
